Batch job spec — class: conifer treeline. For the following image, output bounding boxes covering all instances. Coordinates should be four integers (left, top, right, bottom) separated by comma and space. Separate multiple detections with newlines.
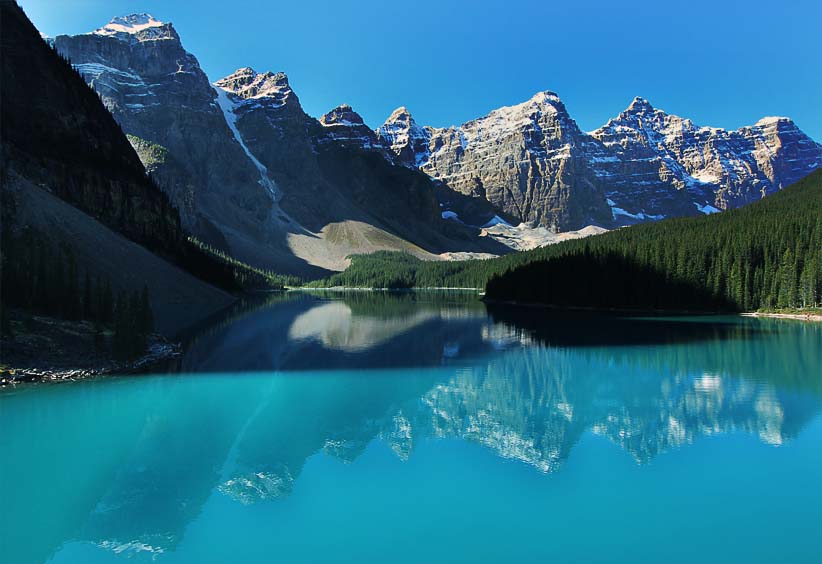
1, 227, 155, 360
311, 170, 822, 312
187, 237, 301, 290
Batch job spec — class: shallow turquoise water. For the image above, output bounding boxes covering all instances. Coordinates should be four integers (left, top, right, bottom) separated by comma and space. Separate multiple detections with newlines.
1, 292, 821, 563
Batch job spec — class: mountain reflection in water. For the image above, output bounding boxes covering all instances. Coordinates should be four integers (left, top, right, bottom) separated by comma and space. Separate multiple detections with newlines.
1, 291, 820, 563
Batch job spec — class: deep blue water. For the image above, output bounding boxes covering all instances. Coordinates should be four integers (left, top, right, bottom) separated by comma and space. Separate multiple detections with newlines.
1, 292, 821, 563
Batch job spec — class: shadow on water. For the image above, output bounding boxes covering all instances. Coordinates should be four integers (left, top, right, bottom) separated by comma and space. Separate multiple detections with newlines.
171, 290, 778, 374
2, 291, 821, 563
172, 290, 494, 372
485, 302, 759, 348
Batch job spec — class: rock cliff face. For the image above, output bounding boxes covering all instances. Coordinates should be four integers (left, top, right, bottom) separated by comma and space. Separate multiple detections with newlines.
590, 98, 822, 210
3, 8, 182, 252
1, 2, 232, 332
212, 67, 489, 263
422, 92, 614, 230
318, 104, 390, 157
376, 107, 432, 167
55, 12, 821, 261
53, 15, 278, 261
380, 95, 822, 230
57, 18, 499, 273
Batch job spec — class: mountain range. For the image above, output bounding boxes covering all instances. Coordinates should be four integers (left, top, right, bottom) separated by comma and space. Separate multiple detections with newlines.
50, 13, 821, 275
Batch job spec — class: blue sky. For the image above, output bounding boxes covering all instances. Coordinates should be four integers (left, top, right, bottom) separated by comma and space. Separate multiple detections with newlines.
22, 0, 822, 139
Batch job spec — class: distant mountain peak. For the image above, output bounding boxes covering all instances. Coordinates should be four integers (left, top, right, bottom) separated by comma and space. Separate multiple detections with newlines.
477, 90, 569, 126
386, 106, 412, 121
529, 90, 562, 104
215, 68, 292, 102
626, 96, 655, 113
93, 14, 173, 41
320, 104, 366, 127
754, 116, 793, 127
376, 106, 430, 167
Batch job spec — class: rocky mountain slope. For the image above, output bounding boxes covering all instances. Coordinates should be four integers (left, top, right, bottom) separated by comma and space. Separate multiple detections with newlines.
55, 16, 503, 275
379, 94, 821, 230
53, 12, 820, 267
1, 1, 233, 334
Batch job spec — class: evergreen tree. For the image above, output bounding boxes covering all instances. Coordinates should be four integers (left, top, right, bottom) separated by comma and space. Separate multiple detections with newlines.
82, 271, 94, 320
139, 285, 154, 336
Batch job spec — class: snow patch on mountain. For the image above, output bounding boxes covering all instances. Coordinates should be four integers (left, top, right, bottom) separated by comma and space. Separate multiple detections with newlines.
441, 210, 462, 223
482, 215, 511, 228
73, 62, 145, 85
376, 107, 432, 167
213, 86, 279, 200
92, 14, 172, 42
695, 203, 721, 214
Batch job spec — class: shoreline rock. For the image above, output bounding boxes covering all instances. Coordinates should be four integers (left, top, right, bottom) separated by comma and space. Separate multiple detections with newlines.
0, 335, 181, 386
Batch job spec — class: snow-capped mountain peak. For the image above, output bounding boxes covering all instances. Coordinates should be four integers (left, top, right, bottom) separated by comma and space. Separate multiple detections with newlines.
625, 96, 655, 114
529, 90, 563, 105
215, 67, 292, 105
377, 107, 431, 167
92, 14, 172, 41
387, 106, 411, 120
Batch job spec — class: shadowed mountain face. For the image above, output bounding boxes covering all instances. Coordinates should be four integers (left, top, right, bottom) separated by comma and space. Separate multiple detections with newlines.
54, 19, 505, 275
0, 2, 233, 333
3, 293, 820, 562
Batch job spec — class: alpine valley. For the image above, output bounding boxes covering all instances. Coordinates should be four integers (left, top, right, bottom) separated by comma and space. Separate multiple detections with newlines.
3, 3, 822, 564
51, 13, 821, 274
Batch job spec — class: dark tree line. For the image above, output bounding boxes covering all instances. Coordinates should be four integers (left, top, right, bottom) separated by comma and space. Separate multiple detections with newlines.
1, 227, 154, 360
485, 171, 821, 311
311, 170, 822, 312
187, 237, 300, 290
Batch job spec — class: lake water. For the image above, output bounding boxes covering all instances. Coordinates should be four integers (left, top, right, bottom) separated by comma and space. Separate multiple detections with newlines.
2, 292, 821, 564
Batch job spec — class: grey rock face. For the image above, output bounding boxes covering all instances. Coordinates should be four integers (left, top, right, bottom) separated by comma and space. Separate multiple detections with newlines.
425, 92, 613, 230
318, 104, 389, 156
56, 16, 502, 274
376, 107, 431, 167
213, 67, 442, 237
589, 97, 822, 214
54, 16, 274, 256
380, 95, 822, 230
54, 12, 821, 261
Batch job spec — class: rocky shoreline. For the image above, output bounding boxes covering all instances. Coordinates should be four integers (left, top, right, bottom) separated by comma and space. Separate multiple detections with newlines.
0, 336, 181, 386
0, 310, 183, 386
0, 335, 181, 386
740, 312, 822, 322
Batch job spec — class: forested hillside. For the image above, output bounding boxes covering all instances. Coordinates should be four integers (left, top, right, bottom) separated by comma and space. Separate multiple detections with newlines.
485, 170, 821, 311
312, 170, 822, 312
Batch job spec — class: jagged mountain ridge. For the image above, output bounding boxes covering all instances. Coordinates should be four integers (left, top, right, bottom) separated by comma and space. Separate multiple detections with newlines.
55, 17, 504, 275
54, 11, 821, 264
379, 94, 822, 230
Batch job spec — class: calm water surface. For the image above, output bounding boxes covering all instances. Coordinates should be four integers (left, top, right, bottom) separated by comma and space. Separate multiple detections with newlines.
1, 292, 821, 564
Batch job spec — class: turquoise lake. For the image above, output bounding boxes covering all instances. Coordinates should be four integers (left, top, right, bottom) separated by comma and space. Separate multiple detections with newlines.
1, 292, 821, 564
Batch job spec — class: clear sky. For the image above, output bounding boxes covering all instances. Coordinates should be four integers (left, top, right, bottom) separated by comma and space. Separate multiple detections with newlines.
21, 0, 822, 140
